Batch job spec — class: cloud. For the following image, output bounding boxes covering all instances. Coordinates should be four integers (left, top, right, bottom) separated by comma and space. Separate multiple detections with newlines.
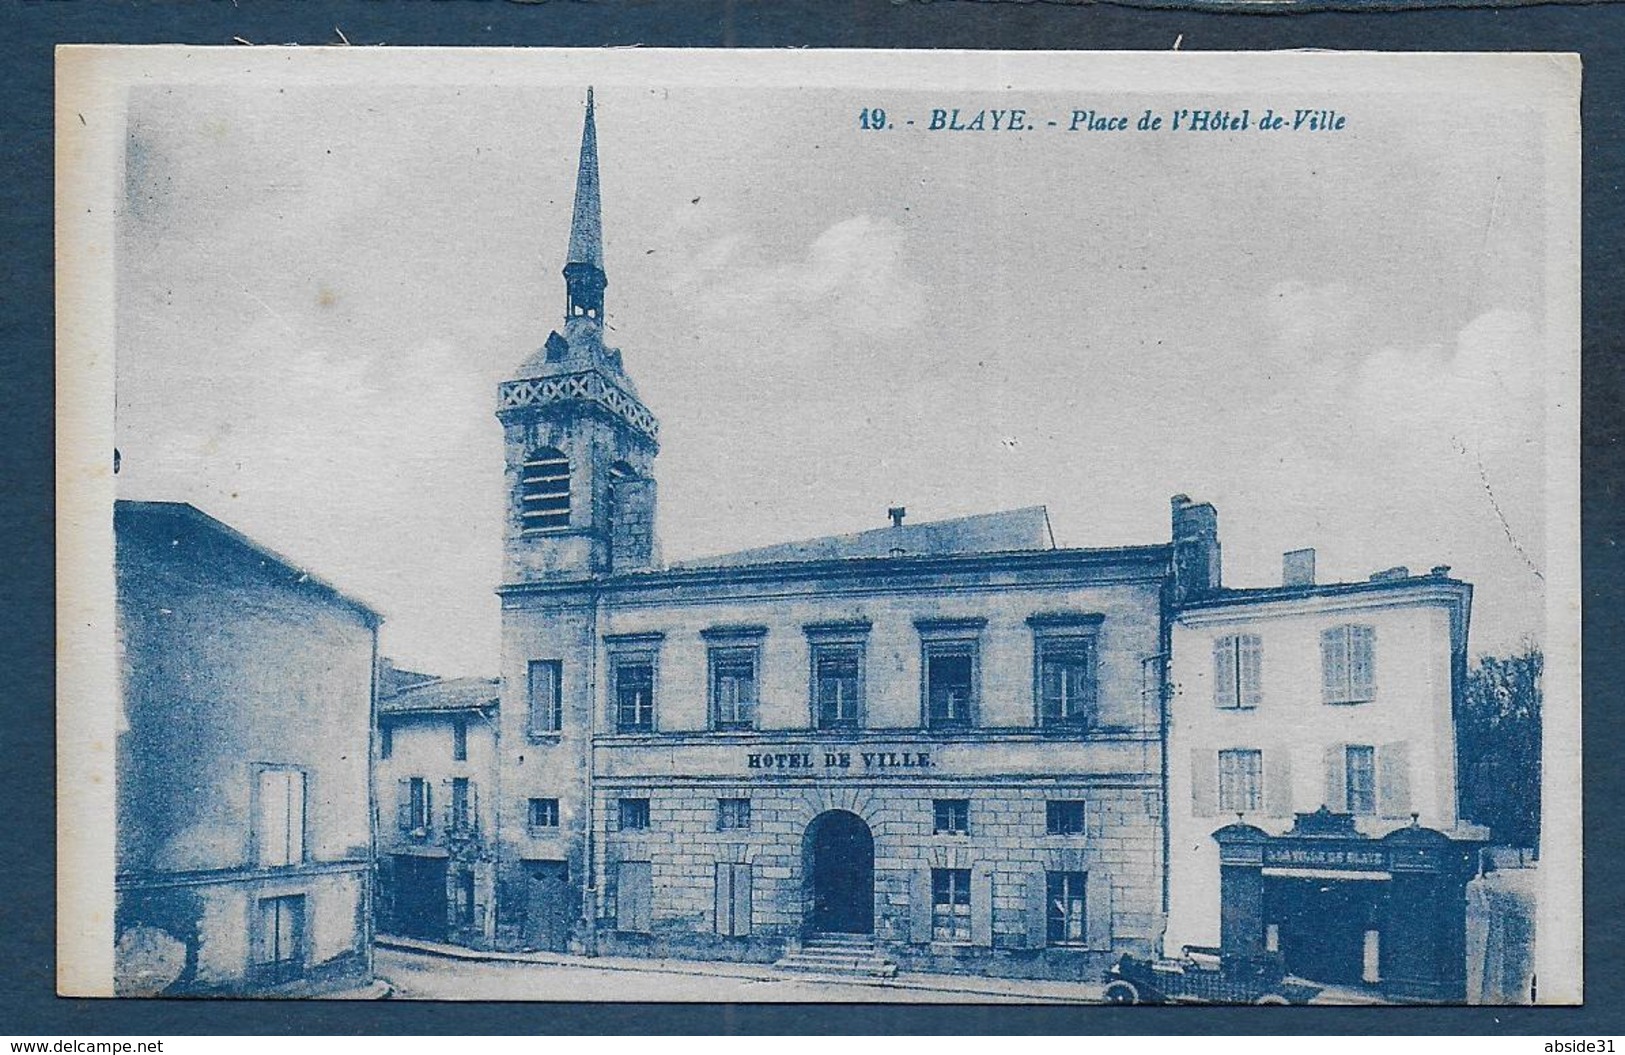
662, 215, 926, 339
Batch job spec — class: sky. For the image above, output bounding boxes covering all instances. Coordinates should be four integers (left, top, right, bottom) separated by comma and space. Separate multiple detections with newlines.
114, 73, 1559, 677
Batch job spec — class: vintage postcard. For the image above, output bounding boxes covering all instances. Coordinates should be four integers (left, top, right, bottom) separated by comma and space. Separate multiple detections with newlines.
56, 47, 1580, 1005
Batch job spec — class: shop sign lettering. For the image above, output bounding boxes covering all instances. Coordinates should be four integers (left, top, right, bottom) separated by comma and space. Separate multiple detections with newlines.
1263, 845, 1386, 869
746, 750, 931, 772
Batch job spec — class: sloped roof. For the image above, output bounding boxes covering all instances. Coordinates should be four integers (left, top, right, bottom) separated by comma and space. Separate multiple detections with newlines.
379, 676, 500, 716
675, 507, 1055, 570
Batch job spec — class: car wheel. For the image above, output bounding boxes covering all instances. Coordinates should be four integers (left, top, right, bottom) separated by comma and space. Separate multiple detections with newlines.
1253, 993, 1291, 1005
1103, 980, 1141, 1005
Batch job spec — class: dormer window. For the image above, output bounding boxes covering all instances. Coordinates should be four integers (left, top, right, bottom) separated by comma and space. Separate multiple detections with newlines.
520, 447, 571, 531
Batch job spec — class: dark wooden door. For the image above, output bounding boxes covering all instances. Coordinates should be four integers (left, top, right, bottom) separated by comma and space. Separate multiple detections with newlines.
808, 811, 874, 934
527, 860, 573, 951
392, 855, 449, 941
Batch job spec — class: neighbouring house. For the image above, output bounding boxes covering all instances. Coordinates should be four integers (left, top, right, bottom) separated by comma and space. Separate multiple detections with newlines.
375, 672, 500, 949
114, 501, 380, 996
1164, 548, 1486, 1000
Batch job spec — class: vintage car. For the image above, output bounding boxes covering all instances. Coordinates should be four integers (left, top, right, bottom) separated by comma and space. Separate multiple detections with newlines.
1102, 948, 1324, 1005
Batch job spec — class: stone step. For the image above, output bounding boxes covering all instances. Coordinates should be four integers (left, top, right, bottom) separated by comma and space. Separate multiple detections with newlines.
774, 954, 898, 979
802, 934, 878, 947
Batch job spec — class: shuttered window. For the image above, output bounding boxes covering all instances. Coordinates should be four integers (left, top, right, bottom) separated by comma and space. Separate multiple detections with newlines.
1218, 749, 1263, 814
453, 718, 469, 761
253, 894, 306, 984
931, 868, 973, 943
714, 862, 753, 937
616, 860, 653, 933
1345, 745, 1377, 815
256, 768, 306, 867
528, 660, 563, 735
450, 777, 476, 832
1213, 634, 1263, 709
1046, 871, 1087, 945
1322, 624, 1376, 704
519, 446, 571, 531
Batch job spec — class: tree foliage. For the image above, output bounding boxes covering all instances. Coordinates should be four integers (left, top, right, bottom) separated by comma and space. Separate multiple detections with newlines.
1458, 643, 1543, 850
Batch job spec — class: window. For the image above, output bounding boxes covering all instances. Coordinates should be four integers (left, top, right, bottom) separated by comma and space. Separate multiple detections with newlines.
1345, 745, 1377, 815
717, 798, 751, 831
1047, 800, 1086, 836
1037, 637, 1097, 728
924, 644, 977, 728
1047, 871, 1087, 945
619, 798, 651, 831
407, 777, 431, 831
520, 446, 570, 531
1214, 633, 1263, 710
709, 648, 758, 731
254, 894, 306, 984
452, 718, 468, 761
529, 797, 560, 830
528, 660, 563, 736
1218, 749, 1263, 814
1322, 624, 1376, 704
256, 767, 305, 867
933, 799, 970, 835
614, 659, 656, 733
451, 777, 473, 831
814, 645, 864, 729
931, 868, 973, 943
379, 724, 393, 760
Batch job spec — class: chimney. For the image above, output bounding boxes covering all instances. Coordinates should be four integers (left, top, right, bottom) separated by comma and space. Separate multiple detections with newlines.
888, 506, 906, 529
1282, 548, 1316, 587
1170, 494, 1221, 603
1369, 566, 1410, 582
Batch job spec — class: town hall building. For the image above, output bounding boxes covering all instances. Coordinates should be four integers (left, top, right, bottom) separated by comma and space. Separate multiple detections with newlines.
486, 90, 1485, 991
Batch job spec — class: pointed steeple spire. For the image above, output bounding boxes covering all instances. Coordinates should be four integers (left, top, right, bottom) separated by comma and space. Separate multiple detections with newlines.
563, 88, 607, 323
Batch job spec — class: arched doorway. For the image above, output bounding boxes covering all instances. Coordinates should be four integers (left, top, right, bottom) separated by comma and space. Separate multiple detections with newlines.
802, 810, 875, 935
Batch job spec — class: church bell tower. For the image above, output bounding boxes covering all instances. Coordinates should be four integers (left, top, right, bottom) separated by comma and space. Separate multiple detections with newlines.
497, 89, 660, 582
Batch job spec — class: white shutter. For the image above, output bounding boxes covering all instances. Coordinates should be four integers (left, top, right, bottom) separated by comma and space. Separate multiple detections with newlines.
1191, 748, 1218, 818
1324, 743, 1347, 811
1265, 749, 1293, 818
1379, 741, 1412, 818
1239, 635, 1263, 709
971, 865, 994, 947
1351, 625, 1376, 701
910, 868, 933, 944
1213, 636, 1237, 708
1085, 871, 1112, 950
1321, 628, 1345, 703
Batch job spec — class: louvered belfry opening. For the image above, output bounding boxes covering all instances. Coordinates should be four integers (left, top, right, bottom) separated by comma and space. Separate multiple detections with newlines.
520, 447, 571, 530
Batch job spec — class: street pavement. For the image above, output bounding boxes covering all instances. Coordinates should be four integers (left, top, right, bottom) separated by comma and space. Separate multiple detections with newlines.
375, 945, 1100, 1004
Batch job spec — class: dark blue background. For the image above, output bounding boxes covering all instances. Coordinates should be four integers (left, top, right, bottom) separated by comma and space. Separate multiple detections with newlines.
5, 0, 1621, 1036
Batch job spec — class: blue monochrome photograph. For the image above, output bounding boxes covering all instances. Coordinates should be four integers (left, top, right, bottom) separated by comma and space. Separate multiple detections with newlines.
54, 48, 1581, 1006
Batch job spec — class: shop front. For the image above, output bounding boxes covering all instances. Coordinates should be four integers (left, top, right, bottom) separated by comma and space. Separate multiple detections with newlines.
1213, 809, 1484, 1001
